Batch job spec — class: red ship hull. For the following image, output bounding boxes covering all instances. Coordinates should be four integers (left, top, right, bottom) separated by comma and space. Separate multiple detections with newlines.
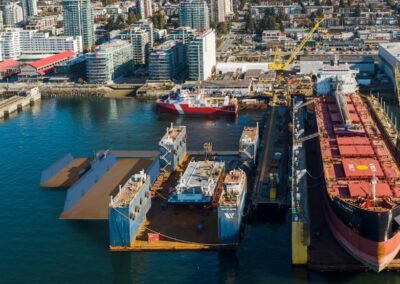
315, 93, 400, 272
156, 101, 238, 116
322, 190, 400, 272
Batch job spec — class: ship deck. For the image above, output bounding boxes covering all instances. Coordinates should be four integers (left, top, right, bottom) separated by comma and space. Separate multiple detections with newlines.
315, 94, 400, 203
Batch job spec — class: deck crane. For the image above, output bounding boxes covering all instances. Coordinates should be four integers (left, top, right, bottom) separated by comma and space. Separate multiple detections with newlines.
394, 64, 400, 106
269, 18, 325, 71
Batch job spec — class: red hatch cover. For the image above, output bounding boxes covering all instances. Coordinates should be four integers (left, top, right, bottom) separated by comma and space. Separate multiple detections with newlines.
338, 145, 375, 157
348, 182, 393, 197
342, 158, 384, 178
336, 137, 370, 145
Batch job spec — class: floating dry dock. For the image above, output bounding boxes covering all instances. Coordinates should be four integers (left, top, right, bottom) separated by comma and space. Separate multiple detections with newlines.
42, 123, 258, 251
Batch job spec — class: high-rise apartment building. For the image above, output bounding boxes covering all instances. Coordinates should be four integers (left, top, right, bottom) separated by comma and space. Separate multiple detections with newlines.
209, 0, 225, 24
86, 41, 133, 84
149, 40, 186, 81
136, 0, 152, 19
62, 0, 94, 50
20, 0, 38, 21
131, 27, 150, 66
179, 0, 210, 30
3, 3, 23, 26
187, 29, 216, 81
132, 19, 154, 48
168, 26, 196, 44
0, 30, 21, 60
0, 29, 83, 60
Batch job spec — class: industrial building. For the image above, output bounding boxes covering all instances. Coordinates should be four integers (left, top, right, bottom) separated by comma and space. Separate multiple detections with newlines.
378, 42, 400, 84
149, 40, 186, 81
0, 59, 20, 79
19, 50, 76, 79
86, 41, 133, 84
187, 29, 216, 81
179, 0, 210, 30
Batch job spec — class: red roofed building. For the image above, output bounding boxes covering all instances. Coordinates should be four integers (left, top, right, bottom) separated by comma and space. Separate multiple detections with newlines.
19, 51, 76, 79
0, 59, 20, 79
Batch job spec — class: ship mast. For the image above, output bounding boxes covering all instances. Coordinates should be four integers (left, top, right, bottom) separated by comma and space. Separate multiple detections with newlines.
371, 174, 377, 206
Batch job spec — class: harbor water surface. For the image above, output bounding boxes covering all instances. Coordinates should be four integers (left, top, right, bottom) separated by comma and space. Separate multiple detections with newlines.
0, 98, 399, 283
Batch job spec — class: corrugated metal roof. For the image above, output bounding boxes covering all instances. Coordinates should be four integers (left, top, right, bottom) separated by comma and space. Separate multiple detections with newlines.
30, 50, 75, 69
0, 59, 19, 70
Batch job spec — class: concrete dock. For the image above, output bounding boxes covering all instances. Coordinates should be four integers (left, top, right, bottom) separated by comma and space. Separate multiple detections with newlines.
0, 88, 41, 119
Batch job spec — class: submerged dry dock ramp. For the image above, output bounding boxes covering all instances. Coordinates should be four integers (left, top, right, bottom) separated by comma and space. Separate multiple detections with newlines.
40, 154, 91, 188
60, 154, 156, 220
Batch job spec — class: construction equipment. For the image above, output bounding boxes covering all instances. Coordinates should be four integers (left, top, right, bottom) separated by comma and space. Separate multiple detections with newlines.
394, 64, 400, 106
269, 18, 325, 71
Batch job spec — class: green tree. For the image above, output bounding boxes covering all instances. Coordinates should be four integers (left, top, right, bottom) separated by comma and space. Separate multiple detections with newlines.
354, 6, 361, 17
216, 22, 229, 35
314, 0, 321, 6
151, 12, 166, 29
326, 0, 332, 5
316, 8, 324, 18
339, 0, 345, 7
127, 12, 140, 25
244, 13, 256, 34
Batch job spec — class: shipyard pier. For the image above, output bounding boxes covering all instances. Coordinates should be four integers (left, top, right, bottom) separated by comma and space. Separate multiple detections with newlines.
41, 121, 260, 251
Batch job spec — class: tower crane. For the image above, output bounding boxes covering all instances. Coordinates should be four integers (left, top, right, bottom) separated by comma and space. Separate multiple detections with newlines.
269, 18, 325, 71
394, 64, 400, 107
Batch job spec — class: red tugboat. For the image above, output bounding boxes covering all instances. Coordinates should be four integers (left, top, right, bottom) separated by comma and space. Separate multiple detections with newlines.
314, 61, 400, 272
156, 89, 238, 116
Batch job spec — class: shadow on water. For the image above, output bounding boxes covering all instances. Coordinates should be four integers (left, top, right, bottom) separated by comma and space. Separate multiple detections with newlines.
65, 220, 109, 247
253, 204, 289, 225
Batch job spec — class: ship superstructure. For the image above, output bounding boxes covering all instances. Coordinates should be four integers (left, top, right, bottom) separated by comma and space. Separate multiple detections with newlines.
314, 57, 359, 96
218, 169, 247, 243
168, 160, 225, 204
159, 123, 187, 172
314, 61, 400, 271
109, 170, 151, 247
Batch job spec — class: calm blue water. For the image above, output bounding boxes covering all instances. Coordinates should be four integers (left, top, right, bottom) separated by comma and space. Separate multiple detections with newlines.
0, 98, 399, 283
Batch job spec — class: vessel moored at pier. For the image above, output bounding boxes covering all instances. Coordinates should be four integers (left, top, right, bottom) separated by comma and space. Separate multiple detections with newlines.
314, 61, 400, 272
156, 89, 238, 116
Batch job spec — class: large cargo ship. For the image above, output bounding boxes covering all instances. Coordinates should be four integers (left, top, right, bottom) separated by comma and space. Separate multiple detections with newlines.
156, 89, 238, 116
314, 61, 400, 272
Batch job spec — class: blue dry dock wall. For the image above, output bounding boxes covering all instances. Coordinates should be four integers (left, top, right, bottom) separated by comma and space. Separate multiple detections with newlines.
218, 181, 247, 243
147, 157, 160, 184
109, 177, 152, 247
159, 126, 187, 172
63, 153, 117, 212
40, 153, 74, 185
